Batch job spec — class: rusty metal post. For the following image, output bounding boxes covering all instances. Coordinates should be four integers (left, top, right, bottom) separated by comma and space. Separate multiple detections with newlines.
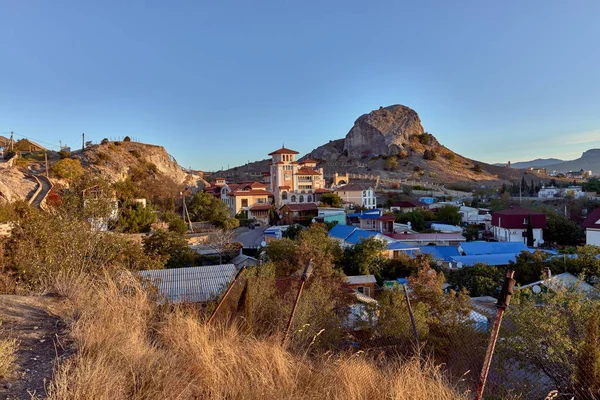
402, 284, 421, 361
281, 260, 314, 348
207, 266, 246, 325
475, 270, 516, 400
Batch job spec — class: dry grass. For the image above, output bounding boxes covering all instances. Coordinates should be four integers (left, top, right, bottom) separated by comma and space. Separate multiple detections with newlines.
43, 272, 468, 400
0, 336, 18, 379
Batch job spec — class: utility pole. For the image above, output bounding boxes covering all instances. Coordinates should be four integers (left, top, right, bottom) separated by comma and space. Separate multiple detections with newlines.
9, 131, 14, 152
45, 152, 49, 179
82, 133, 85, 151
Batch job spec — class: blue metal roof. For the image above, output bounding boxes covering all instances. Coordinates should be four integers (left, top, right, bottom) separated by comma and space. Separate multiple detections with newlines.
388, 242, 419, 250
460, 241, 529, 255
329, 224, 357, 240
345, 229, 379, 245
451, 253, 517, 267
418, 245, 461, 261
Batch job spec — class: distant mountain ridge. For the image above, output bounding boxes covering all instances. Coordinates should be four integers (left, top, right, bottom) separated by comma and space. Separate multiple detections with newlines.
493, 158, 564, 169
544, 149, 600, 174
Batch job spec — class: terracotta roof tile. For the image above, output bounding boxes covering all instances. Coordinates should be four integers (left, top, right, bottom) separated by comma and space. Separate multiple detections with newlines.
296, 167, 321, 176
268, 147, 299, 155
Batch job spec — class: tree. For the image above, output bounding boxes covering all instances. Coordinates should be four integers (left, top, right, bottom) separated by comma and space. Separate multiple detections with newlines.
544, 210, 584, 246
341, 237, 388, 278
117, 202, 156, 233
187, 191, 238, 229
320, 192, 343, 208
446, 263, 504, 297
575, 310, 600, 398
509, 250, 550, 285
472, 164, 482, 173
436, 205, 462, 226
162, 211, 188, 234
123, 136, 131, 142
207, 228, 236, 264
51, 158, 85, 180
499, 286, 600, 394
282, 224, 302, 240
526, 214, 535, 247
384, 156, 399, 171
143, 229, 196, 268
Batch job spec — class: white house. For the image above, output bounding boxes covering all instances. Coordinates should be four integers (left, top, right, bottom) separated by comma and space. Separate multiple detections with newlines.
334, 183, 377, 210
459, 206, 492, 227
538, 185, 585, 199
491, 207, 546, 247
582, 208, 600, 246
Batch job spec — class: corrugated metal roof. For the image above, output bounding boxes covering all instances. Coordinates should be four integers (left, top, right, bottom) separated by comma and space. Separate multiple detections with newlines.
459, 241, 529, 255
345, 230, 379, 244
138, 264, 237, 303
329, 224, 357, 240
418, 245, 461, 261
388, 242, 419, 250
346, 275, 377, 285
451, 253, 517, 267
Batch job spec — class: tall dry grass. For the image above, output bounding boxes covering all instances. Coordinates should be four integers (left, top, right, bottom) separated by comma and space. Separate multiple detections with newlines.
0, 337, 17, 379
44, 272, 468, 400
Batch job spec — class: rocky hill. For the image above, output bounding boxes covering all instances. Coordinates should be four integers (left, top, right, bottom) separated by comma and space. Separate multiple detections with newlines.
494, 158, 564, 169
219, 104, 552, 188
75, 141, 190, 184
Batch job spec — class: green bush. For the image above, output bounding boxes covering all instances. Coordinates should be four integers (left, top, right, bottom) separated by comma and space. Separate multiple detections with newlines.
118, 202, 156, 233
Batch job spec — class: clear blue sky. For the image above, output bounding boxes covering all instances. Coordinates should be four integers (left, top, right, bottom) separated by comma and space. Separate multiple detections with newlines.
2, 1, 600, 170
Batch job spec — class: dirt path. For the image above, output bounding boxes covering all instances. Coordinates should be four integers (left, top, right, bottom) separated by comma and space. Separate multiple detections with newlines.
0, 295, 71, 400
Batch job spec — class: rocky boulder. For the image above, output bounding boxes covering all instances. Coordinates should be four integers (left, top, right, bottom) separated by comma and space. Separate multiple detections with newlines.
343, 105, 425, 158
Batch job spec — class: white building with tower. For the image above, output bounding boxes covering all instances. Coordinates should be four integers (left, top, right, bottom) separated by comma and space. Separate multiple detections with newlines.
266, 146, 326, 208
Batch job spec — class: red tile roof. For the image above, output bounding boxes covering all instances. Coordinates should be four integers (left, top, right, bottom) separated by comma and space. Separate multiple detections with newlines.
268, 147, 299, 155
250, 204, 272, 211
582, 208, 600, 229
231, 190, 273, 197
334, 183, 371, 192
314, 188, 331, 194
279, 185, 291, 189
379, 214, 396, 221
296, 167, 321, 176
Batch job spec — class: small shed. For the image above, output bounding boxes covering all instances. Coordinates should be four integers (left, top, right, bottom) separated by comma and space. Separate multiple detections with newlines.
345, 275, 377, 298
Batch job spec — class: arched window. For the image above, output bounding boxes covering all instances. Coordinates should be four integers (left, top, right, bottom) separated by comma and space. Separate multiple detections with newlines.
299, 195, 304, 203
307, 195, 312, 202
291, 195, 296, 203
282, 191, 288, 200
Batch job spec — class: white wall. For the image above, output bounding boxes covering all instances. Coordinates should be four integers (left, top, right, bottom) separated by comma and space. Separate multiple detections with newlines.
493, 227, 544, 246
586, 229, 600, 246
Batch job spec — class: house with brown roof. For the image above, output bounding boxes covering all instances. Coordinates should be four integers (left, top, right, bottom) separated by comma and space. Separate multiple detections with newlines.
220, 181, 273, 224
278, 203, 318, 225
582, 208, 600, 246
390, 200, 426, 213
334, 183, 376, 210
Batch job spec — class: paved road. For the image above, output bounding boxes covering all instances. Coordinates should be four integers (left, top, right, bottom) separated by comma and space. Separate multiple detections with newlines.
233, 226, 266, 248
29, 174, 52, 209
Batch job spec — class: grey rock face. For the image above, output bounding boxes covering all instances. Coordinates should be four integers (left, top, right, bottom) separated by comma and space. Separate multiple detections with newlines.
343, 105, 425, 158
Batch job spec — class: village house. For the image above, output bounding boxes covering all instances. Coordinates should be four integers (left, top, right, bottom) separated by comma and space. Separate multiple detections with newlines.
345, 275, 376, 298
385, 232, 466, 246
219, 181, 273, 224
538, 185, 585, 199
15, 138, 47, 153
582, 208, 600, 246
334, 183, 376, 210
315, 207, 347, 226
278, 203, 318, 225
390, 200, 426, 213
491, 207, 546, 247
459, 206, 492, 227
357, 210, 395, 234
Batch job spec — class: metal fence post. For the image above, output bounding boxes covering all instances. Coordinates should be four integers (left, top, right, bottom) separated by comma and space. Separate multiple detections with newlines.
282, 260, 314, 348
475, 270, 516, 400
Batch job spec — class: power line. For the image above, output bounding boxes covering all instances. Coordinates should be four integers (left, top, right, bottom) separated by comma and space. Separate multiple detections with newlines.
10, 132, 62, 150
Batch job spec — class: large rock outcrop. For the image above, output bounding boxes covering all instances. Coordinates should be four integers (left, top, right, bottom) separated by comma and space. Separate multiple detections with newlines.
343, 105, 425, 158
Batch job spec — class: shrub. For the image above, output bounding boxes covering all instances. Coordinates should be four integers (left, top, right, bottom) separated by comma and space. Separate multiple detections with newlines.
162, 211, 188, 234
117, 202, 157, 233
445, 152, 455, 161
96, 152, 111, 162
52, 159, 85, 180
423, 150, 437, 161
384, 156, 399, 171
413, 166, 423, 173
123, 136, 131, 142
58, 150, 70, 159
472, 164, 482, 173
130, 150, 141, 159
101, 138, 109, 145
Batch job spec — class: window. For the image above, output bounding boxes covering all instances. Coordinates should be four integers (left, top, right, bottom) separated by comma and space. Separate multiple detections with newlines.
282, 191, 288, 200
357, 286, 371, 297
241, 199, 249, 207
299, 195, 304, 203
291, 195, 296, 202
307, 195, 312, 202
